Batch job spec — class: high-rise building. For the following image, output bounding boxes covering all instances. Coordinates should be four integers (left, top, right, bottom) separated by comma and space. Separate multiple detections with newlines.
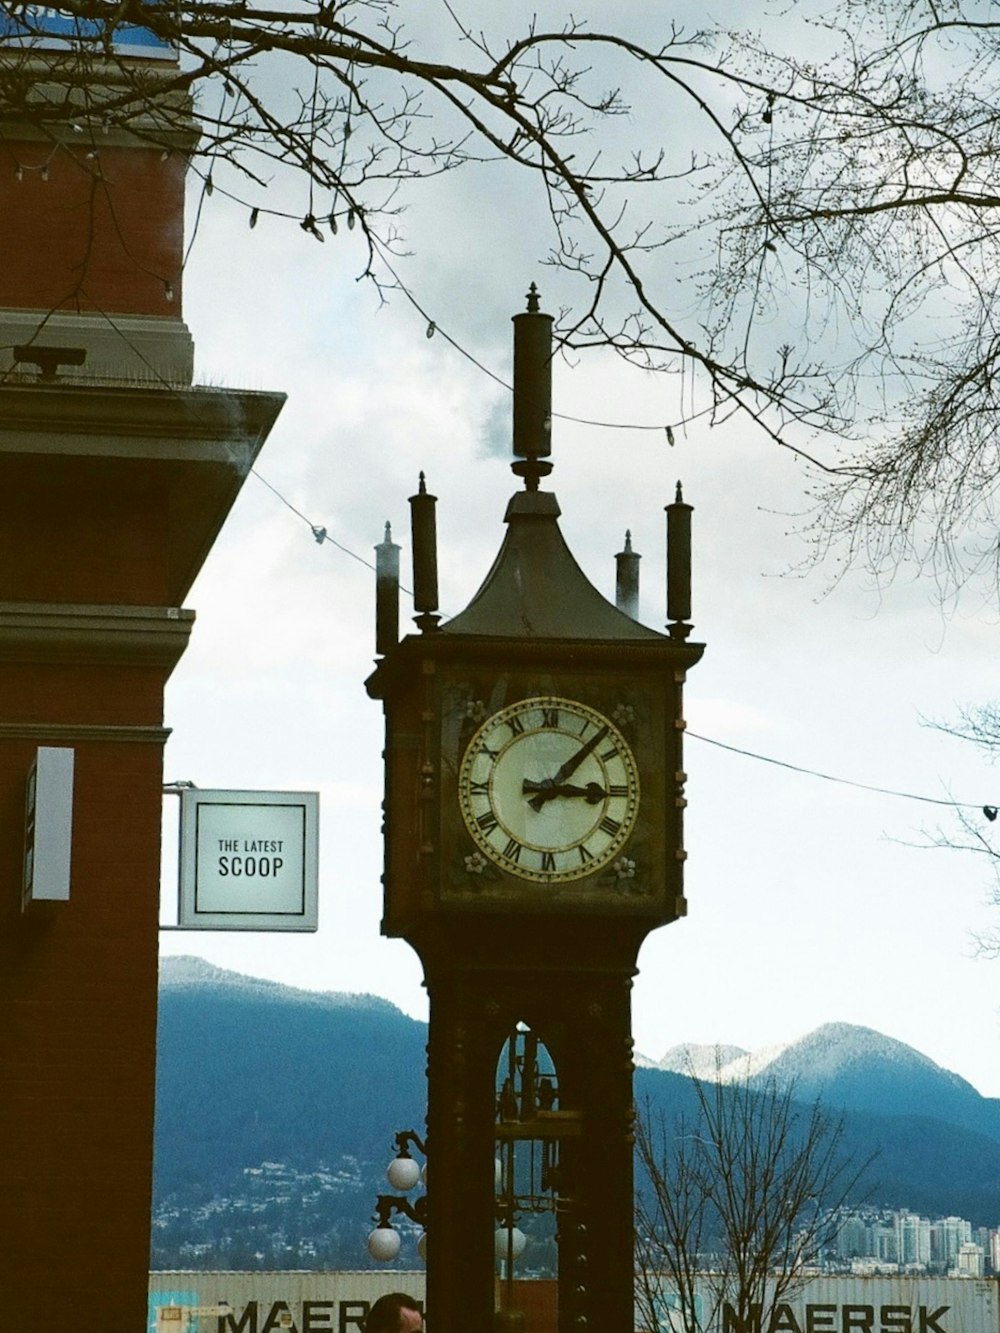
894, 1212, 931, 1268
873, 1222, 897, 1264
835, 1214, 872, 1259
955, 1242, 985, 1278
931, 1216, 972, 1268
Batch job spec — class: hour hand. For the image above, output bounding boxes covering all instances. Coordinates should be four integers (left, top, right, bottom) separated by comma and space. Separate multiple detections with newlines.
561, 782, 607, 804
523, 779, 608, 811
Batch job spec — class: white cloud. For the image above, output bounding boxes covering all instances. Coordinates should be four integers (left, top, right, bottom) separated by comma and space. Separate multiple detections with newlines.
161, 0, 1000, 1098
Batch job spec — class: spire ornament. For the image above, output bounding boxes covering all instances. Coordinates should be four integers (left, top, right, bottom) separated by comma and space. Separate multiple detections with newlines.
511, 284, 554, 490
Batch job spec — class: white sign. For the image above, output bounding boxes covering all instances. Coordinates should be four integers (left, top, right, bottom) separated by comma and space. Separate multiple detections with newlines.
178, 789, 318, 931
22, 746, 74, 909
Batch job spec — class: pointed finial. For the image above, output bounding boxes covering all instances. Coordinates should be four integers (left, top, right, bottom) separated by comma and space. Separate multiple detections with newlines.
375, 519, 402, 656
616, 529, 640, 619
418, 471, 427, 494
675, 480, 684, 504
526, 282, 540, 313
384, 520, 392, 542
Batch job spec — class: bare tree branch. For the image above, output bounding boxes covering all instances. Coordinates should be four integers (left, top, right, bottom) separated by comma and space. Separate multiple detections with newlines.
7, 0, 1000, 589
635, 1057, 873, 1333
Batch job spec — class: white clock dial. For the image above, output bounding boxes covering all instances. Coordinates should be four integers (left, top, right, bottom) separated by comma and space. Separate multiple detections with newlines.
458, 696, 640, 883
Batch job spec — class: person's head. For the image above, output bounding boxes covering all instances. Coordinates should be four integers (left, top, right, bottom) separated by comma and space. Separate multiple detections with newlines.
365, 1293, 424, 1333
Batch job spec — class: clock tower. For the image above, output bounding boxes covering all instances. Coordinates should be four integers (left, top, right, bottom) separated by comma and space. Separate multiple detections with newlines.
366, 288, 704, 1332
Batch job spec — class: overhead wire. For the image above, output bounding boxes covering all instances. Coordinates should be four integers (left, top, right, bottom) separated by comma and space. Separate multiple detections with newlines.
159, 139, 992, 821
686, 732, 992, 815
250, 466, 997, 822
369, 239, 691, 436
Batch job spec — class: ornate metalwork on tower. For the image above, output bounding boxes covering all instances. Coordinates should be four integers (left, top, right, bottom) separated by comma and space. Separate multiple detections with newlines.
366, 286, 705, 1333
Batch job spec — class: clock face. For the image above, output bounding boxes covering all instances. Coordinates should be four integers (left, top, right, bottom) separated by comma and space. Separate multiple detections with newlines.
458, 696, 640, 884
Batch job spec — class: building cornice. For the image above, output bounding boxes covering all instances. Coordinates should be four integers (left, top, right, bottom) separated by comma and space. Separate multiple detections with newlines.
0, 722, 170, 743
0, 382, 286, 603
0, 601, 194, 669
0, 382, 285, 461
0, 58, 198, 152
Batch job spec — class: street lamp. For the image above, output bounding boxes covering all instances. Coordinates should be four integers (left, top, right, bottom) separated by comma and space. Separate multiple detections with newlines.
494, 1220, 528, 1263
386, 1130, 425, 1191
367, 1130, 428, 1263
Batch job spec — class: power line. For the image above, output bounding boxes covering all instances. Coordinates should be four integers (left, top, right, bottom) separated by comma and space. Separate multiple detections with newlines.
250, 465, 997, 822
250, 468, 414, 592
687, 731, 994, 816
369, 238, 685, 436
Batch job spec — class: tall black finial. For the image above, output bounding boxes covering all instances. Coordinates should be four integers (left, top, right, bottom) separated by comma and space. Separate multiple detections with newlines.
666, 481, 693, 639
511, 284, 554, 491
410, 472, 441, 633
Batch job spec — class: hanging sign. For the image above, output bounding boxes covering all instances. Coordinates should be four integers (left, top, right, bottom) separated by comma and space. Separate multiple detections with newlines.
22, 745, 74, 909
178, 789, 319, 932
0, 5, 175, 59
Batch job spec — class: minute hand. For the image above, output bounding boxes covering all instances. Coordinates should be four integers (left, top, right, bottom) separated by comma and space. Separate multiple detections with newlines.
552, 724, 609, 785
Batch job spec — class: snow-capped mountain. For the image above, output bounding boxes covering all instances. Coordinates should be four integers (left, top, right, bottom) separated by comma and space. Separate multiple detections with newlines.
154, 958, 1000, 1262
652, 1042, 751, 1080
650, 1021, 999, 1142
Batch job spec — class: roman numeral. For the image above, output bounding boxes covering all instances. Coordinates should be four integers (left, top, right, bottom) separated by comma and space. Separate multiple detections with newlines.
503, 837, 522, 863
599, 815, 622, 836
577, 844, 595, 865
608, 784, 628, 797
600, 746, 619, 762
469, 779, 489, 794
540, 850, 557, 872
481, 745, 499, 760
541, 707, 559, 729
508, 714, 525, 735
476, 811, 498, 834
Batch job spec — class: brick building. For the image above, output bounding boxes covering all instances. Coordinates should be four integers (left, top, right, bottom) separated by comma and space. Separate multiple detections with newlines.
0, 35, 284, 1329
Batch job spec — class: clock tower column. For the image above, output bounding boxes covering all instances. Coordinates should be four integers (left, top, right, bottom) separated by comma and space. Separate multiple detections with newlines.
367, 288, 704, 1333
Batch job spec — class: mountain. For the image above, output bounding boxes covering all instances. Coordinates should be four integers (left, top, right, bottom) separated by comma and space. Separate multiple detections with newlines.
631, 1063, 1000, 1229
654, 1042, 750, 1079
152, 958, 1000, 1269
154, 956, 429, 1269
654, 1022, 1000, 1145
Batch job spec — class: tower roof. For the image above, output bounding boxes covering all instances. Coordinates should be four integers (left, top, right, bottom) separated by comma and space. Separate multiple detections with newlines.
441, 489, 666, 642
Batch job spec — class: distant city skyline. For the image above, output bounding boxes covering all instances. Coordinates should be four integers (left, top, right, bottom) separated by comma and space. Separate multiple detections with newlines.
828, 1207, 998, 1280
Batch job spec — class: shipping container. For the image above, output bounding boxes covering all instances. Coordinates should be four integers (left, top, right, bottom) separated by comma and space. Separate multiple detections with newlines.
148, 1272, 426, 1333
149, 1272, 999, 1333
148, 1272, 559, 1333
637, 1276, 1000, 1333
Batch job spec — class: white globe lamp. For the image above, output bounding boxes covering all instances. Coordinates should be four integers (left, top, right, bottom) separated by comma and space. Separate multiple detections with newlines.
386, 1155, 422, 1191
367, 1226, 402, 1262
494, 1225, 527, 1262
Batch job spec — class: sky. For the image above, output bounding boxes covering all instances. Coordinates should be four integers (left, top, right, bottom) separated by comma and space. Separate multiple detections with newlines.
158, 0, 1000, 1098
